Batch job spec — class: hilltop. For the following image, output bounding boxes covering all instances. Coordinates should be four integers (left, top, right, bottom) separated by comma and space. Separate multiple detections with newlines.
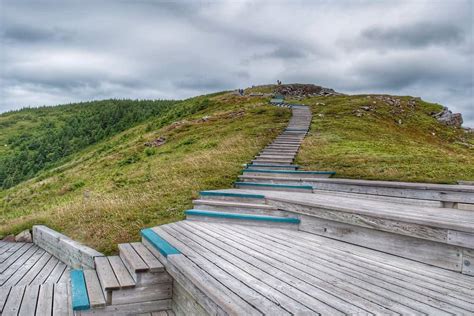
1, 84, 473, 253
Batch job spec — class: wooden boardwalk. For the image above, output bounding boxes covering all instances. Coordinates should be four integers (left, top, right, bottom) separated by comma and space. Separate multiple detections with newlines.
150, 220, 474, 315
0, 241, 71, 315
2, 100, 473, 315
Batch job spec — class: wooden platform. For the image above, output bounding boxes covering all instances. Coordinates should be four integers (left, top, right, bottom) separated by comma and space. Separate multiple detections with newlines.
0, 241, 71, 315
149, 220, 474, 315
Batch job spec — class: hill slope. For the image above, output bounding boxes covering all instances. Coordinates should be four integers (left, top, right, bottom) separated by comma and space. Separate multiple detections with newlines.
0, 93, 290, 253
1, 85, 473, 253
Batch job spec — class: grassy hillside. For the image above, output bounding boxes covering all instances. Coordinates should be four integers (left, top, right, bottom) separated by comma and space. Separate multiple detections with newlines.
0, 99, 177, 188
1, 85, 473, 253
0, 93, 290, 253
292, 94, 474, 183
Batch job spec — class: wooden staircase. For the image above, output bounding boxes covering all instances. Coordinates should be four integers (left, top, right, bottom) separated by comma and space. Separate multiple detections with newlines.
72, 242, 173, 315
70, 97, 474, 315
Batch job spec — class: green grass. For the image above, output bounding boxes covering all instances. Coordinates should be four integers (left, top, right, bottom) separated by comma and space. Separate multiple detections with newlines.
294, 94, 474, 183
1, 85, 473, 254
0, 93, 290, 253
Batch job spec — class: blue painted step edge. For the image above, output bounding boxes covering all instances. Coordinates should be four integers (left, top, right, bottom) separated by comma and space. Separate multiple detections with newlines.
185, 209, 300, 224
199, 191, 265, 199
70, 269, 90, 311
235, 182, 313, 190
243, 169, 336, 175
141, 228, 181, 257
247, 163, 300, 169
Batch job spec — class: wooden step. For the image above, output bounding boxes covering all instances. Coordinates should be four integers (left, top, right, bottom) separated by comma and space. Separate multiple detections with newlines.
235, 181, 313, 192
118, 243, 167, 286
192, 199, 292, 217
252, 159, 294, 164
185, 209, 300, 229
199, 190, 266, 204
108, 256, 135, 288
83, 269, 106, 308
229, 188, 474, 275
239, 176, 474, 207
246, 163, 298, 170
243, 169, 335, 179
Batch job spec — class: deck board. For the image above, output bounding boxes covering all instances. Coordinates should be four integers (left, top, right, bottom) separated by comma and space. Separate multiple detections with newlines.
0, 242, 71, 315
156, 220, 474, 315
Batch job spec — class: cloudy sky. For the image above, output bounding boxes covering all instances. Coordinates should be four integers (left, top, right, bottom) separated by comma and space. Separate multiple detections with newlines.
1, 0, 473, 125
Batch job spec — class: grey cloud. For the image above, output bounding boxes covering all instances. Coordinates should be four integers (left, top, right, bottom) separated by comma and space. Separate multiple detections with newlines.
361, 22, 465, 48
1, 23, 72, 43
0, 0, 473, 127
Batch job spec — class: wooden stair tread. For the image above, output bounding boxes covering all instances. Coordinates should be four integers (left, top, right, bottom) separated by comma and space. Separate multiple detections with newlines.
119, 243, 149, 272
130, 242, 164, 272
95, 256, 120, 290
108, 256, 135, 288
83, 269, 106, 308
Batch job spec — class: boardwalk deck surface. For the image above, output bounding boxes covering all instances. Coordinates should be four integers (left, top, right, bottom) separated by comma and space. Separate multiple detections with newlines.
0, 241, 71, 315
153, 221, 474, 315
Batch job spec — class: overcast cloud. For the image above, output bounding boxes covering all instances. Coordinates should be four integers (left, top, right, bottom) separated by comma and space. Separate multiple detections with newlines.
0, 0, 473, 125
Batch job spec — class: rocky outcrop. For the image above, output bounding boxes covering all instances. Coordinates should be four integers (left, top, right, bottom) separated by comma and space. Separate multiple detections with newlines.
274, 84, 342, 98
433, 107, 463, 127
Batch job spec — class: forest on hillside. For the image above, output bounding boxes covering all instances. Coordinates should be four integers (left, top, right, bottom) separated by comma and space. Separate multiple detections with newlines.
0, 99, 178, 189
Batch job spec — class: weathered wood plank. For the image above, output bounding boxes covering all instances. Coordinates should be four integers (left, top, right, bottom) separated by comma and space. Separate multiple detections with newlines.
189, 221, 427, 315
168, 222, 357, 314
156, 226, 283, 315
30, 257, 60, 285
0, 286, 11, 313
2, 285, 25, 315
33, 225, 103, 269
83, 269, 106, 308
94, 257, 120, 290
53, 281, 72, 316
36, 282, 54, 316
118, 243, 148, 272
18, 284, 40, 316
110, 283, 172, 305
206, 222, 465, 314
17, 253, 53, 286
45, 262, 67, 284
107, 256, 135, 288
171, 281, 208, 316
298, 214, 463, 271
131, 242, 164, 272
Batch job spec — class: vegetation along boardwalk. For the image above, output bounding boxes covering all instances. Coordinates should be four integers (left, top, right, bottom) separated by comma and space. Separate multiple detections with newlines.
1, 96, 473, 315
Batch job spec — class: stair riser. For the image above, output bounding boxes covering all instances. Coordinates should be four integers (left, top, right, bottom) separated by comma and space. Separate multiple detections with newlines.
110, 283, 172, 306
76, 299, 172, 315
287, 180, 474, 205
198, 196, 266, 204
186, 216, 299, 230
268, 199, 473, 276
247, 166, 297, 170
242, 172, 332, 179
262, 151, 298, 155
271, 142, 302, 145
235, 184, 312, 193
257, 155, 296, 159
192, 203, 292, 217
251, 160, 294, 165
239, 177, 301, 185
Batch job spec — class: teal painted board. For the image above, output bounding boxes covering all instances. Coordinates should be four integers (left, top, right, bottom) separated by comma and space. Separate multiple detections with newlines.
70, 269, 90, 311
141, 228, 181, 257
199, 191, 265, 199
243, 169, 335, 175
235, 182, 313, 190
185, 209, 300, 224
